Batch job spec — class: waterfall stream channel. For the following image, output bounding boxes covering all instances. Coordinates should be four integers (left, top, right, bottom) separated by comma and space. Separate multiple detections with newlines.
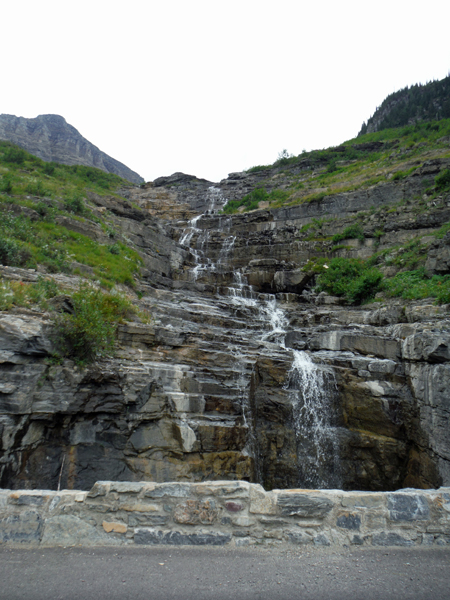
178, 188, 342, 489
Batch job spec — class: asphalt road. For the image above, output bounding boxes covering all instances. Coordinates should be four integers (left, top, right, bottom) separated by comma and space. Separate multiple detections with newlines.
0, 545, 449, 600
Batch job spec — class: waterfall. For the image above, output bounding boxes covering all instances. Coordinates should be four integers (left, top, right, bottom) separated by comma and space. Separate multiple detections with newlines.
179, 214, 202, 247
180, 186, 341, 489
284, 350, 341, 489
259, 296, 289, 346
179, 186, 228, 281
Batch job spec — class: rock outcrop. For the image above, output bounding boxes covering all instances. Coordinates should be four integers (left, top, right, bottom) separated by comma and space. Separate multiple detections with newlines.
1, 160, 450, 494
0, 114, 144, 185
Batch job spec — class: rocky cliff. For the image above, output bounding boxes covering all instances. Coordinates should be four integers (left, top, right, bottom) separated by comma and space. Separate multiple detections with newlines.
0, 114, 144, 185
1, 128, 450, 495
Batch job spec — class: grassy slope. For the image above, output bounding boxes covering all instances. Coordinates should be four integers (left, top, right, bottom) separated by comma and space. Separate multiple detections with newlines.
223, 119, 450, 214
0, 141, 142, 289
0, 143, 152, 363
224, 120, 450, 305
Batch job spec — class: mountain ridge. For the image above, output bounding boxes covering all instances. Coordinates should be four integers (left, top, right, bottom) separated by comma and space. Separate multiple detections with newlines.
359, 74, 450, 135
0, 113, 144, 185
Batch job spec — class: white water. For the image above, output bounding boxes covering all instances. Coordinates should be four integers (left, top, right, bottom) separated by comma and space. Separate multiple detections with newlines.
181, 187, 341, 488
284, 350, 341, 489
259, 297, 289, 346
179, 186, 228, 281
179, 214, 202, 247
228, 278, 341, 488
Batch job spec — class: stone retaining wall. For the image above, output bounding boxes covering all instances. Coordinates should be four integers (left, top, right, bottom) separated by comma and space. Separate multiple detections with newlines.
1, 481, 450, 548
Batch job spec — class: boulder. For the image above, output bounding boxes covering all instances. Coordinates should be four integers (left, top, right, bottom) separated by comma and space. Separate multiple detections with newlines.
273, 269, 311, 293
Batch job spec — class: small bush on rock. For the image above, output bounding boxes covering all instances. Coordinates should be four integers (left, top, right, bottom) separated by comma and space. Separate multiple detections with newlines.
435, 169, 450, 192
331, 224, 365, 244
52, 284, 132, 364
315, 257, 383, 304
64, 194, 86, 215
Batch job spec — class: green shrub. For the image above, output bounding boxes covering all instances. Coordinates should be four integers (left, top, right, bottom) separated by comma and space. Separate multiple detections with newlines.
26, 181, 49, 197
316, 257, 383, 304
347, 269, 384, 304
436, 221, 450, 239
245, 165, 270, 174
37, 244, 69, 273
0, 276, 61, 311
222, 188, 266, 214
384, 269, 450, 303
34, 201, 56, 221
390, 238, 426, 270
108, 243, 120, 255
222, 187, 290, 214
64, 194, 86, 215
307, 192, 327, 203
27, 277, 60, 306
331, 224, 365, 243
52, 284, 132, 364
43, 162, 56, 176
327, 160, 338, 173
0, 174, 13, 194
435, 169, 450, 191
331, 244, 351, 252
1, 213, 32, 241
0, 280, 13, 310
0, 236, 23, 266
3, 147, 26, 165
274, 149, 295, 167
67, 165, 123, 190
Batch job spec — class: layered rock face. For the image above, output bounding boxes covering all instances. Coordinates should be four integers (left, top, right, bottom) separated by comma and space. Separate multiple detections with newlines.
1, 167, 450, 493
0, 114, 144, 185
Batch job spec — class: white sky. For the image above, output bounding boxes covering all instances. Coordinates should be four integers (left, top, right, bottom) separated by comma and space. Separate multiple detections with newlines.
2, 1, 449, 183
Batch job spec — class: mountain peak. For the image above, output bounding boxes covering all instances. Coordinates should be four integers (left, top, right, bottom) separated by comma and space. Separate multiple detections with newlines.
0, 113, 144, 184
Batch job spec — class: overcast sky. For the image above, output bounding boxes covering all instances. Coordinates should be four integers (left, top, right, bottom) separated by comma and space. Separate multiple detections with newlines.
2, 1, 449, 183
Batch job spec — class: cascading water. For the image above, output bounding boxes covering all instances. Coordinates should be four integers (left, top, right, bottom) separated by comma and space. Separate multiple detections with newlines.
179, 186, 228, 281
180, 187, 341, 489
284, 350, 341, 489
179, 214, 202, 247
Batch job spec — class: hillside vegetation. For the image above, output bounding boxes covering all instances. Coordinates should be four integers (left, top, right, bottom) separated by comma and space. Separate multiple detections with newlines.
360, 74, 450, 134
223, 118, 450, 215
222, 117, 450, 307
0, 141, 148, 364
2, 112, 450, 358
0, 141, 142, 288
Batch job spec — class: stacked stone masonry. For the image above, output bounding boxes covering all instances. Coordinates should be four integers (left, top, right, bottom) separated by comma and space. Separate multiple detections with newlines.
1, 481, 449, 548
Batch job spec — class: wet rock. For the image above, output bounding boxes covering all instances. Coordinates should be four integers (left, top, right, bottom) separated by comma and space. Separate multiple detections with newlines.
273, 269, 311, 293
2, 160, 450, 493
310, 331, 401, 359
402, 332, 450, 363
